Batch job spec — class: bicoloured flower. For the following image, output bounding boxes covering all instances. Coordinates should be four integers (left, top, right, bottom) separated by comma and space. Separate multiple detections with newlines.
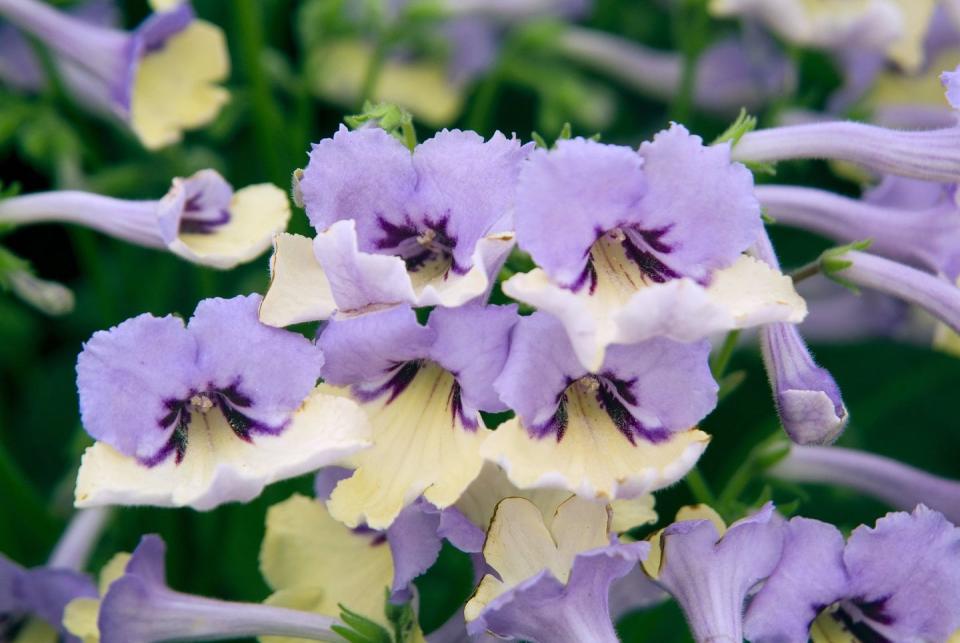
1, 554, 97, 643
67, 535, 343, 643
503, 127, 805, 371
733, 67, 960, 183
771, 444, 960, 525
557, 27, 794, 116
753, 231, 848, 445
708, 0, 936, 72
259, 491, 429, 641
643, 503, 785, 643
757, 179, 960, 281
260, 126, 529, 326
318, 303, 518, 529
482, 311, 715, 501
74, 294, 371, 510
0, 0, 229, 149
0, 170, 290, 270
464, 496, 649, 643
746, 506, 960, 642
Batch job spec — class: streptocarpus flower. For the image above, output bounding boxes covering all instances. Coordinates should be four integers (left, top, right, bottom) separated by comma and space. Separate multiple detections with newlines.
0, 0, 229, 149
757, 179, 960, 281
732, 65, 960, 184
482, 311, 715, 501
771, 444, 960, 525
556, 27, 795, 116
708, 0, 935, 72
643, 503, 785, 643
745, 506, 960, 642
503, 127, 805, 371
74, 294, 371, 510
69, 535, 343, 643
318, 303, 518, 529
753, 231, 848, 445
259, 492, 430, 639
260, 126, 530, 326
0, 170, 290, 270
464, 496, 649, 643
1, 554, 97, 642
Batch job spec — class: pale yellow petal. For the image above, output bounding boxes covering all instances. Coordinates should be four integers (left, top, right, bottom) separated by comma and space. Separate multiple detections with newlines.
75, 388, 371, 510
259, 233, 338, 327
705, 254, 807, 327
810, 607, 858, 643
172, 184, 291, 269
131, 21, 230, 149
413, 234, 514, 308
260, 494, 393, 628
98, 552, 132, 595
610, 494, 657, 533
12, 619, 58, 643
887, 0, 937, 71
675, 504, 727, 536
550, 496, 610, 575
63, 599, 101, 643
327, 365, 487, 529
481, 383, 710, 501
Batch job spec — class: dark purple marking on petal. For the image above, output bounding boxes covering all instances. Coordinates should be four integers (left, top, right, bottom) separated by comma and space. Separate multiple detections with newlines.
621, 230, 680, 284
179, 193, 231, 235
570, 261, 599, 294
851, 596, 894, 626
353, 360, 423, 404
595, 375, 671, 444
636, 225, 674, 254
140, 407, 190, 467
832, 605, 893, 643
375, 214, 462, 274
448, 381, 478, 431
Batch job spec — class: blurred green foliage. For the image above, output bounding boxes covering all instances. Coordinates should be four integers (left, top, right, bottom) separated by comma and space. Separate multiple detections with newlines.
0, 1, 957, 641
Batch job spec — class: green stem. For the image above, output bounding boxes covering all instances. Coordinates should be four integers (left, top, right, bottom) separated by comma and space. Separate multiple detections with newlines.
710, 329, 741, 380
684, 467, 717, 506
359, 39, 388, 106
233, 0, 286, 187
670, 0, 709, 123
789, 260, 821, 284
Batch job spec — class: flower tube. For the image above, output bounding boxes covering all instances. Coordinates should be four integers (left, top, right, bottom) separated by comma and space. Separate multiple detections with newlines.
771, 445, 960, 525
0, 0, 228, 148
0, 170, 289, 269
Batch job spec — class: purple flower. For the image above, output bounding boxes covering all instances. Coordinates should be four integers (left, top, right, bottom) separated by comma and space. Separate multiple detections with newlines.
745, 506, 960, 642
259, 126, 529, 326
503, 127, 804, 370
771, 445, 960, 525
753, 231, 848, 445
557, 27, 795, 115
757, 180, 960, 281
464, 496, 649, 643
0, 0, 229, 148
74, 294, 371, 510
91, 535, 342, 643
1, 554, 97, 642
644, 503, 785, 642
482, 311, 715, 501
0, 170, 290, 269
318, 303, 518, 529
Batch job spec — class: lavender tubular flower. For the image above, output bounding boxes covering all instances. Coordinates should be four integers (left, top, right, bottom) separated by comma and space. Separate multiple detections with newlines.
732, 121, 960, 183
74, 294, 371, 510
0, 170, 290, 269
771, 445, 960, 524
0, 0, 228, 148
557, 27, 795, 115
830, 249, 960, 334
757, 183, 960, 278
753, 231, 848, 445
260, 127, 528, 325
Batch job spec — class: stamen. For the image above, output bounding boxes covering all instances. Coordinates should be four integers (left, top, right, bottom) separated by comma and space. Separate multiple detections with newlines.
190, 393, 214, 413
417, 228, 437, 246
607, 228, 626, 242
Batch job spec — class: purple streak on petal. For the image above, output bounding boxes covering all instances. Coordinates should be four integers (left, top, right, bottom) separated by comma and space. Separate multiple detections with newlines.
514, 138, 648, 287
836, 250, 960, 335
318, 305, 435, 386
166, 170, 234, 237
733, 122, 960, 184
467, 541, 649, 643
772, 445, 960, 526
655, 503, 784, 642
427, 304, 519, 416
842, 506, 960, 640
758, 183, 960, 281
744, 517, 849, 643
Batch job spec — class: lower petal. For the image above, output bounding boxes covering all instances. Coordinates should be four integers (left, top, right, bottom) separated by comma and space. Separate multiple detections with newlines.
259, 233, 338, 327
414, 234, 515, 308
74, 388, 371, 510
326, 365, 487, 530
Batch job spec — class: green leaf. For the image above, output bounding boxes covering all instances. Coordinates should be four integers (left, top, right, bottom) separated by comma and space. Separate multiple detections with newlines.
383, 589, 417, 643
345, 102, 417, 150
531, 131, 549, 149
336, 604, 391, 643
0, 246, 30, 290
557, 122, 573, 140
712, 108, 758, 146
820, 239, 873, 293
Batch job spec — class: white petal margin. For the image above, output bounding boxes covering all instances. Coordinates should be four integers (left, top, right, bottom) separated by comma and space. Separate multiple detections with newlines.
74, 387, 372, 511
314, 219, 513, 314
169, 184, 291, 270
503, 254, 807, 371
480, 386, 710, 501
326, 364, 488, 530
465, 496, 610, 623
259, 233, 338, 327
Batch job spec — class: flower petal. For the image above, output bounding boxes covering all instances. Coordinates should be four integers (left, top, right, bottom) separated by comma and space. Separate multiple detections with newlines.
259, 233, 338, 327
